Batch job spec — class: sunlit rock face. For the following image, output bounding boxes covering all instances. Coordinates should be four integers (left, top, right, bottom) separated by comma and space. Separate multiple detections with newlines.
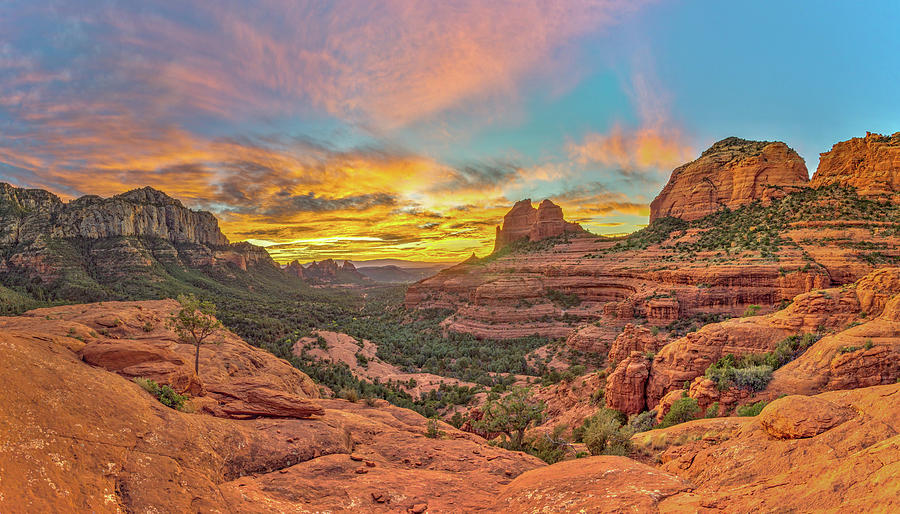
0, 183, 276, 285
493, 199, 584, 252
650, 137, 809, 222
811, 132, 900, 197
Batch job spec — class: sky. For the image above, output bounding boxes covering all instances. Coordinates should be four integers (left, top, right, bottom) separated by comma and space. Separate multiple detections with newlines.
1, 1, 898, 263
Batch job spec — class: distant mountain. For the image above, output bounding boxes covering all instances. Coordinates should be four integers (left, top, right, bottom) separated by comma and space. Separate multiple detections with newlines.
356, 264, 443, 283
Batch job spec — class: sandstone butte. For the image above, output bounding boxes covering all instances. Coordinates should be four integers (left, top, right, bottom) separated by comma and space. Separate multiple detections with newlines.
493, 198, 585, 252
3, 299, 898, 512
406, 134, 898, 345
811, 131, 900, 197
649, 137, 810, 222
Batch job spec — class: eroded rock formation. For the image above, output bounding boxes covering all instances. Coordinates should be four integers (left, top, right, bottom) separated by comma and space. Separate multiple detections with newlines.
811, 132, 900, 196
493, 199, 584, 252
650, 137, 809, 221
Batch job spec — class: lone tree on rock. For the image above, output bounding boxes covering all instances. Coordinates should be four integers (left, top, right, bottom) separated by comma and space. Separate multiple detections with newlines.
168, 294, 222, 374
475, 386, 545, 450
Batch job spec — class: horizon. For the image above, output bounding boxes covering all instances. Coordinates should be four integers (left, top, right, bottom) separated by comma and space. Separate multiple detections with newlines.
1, 1, 898, 262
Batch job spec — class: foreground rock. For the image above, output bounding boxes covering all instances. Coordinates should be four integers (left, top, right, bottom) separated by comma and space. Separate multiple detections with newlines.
649, 137, 809, 221
491, 456, 690, 513
634, 384, 900, 512
0, 302, 543, 512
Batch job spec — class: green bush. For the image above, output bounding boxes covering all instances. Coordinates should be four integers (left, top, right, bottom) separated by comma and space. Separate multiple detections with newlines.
704, 355, 773, 392
339, 388, 360, 402
134, 378, 188, 410
658, 397, 700, 428
425, 417, 444, 439
736, 400, 768, 417
627, 410, 658, 432
584, 416, 633, 456
705, 402, 720, 418
742, 304, 761, 317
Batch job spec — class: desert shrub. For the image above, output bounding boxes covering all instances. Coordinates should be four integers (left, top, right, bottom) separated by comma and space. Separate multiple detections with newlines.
425, 418, 444, 439
736, 400, 768, 417
742, 304, 761, 317
474, 387, 545, 450
704, 355, 773, 392
573, 408, 627, 442
705, 402, 720, 418
546, 289, 582, 308
658, 397, 700, 428
526, 425, 571, 464
583, 416, 633, 456
628, 410, 658, 432
590, 387, 605, 405
339, 388, 360, 402
355, 352, 369, 368
134, 378, 188, 410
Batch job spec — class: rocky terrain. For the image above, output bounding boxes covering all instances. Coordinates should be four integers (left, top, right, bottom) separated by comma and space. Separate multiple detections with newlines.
0, 301, 543, 512
2, 299, 897, 512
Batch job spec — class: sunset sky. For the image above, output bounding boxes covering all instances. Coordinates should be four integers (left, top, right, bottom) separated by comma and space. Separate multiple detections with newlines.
1, 1, 899, 262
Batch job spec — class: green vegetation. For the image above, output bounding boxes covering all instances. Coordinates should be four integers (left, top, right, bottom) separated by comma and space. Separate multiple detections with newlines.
474, 386, 545, 450
168, 294, 222, 374
736, 400, 769, 417
605, 185, 900, 261
627, 410, 658, 432
425, 418, 445, 439
742, 304, 761, 317
134, 378, 188, 410
704, 332, 822, 392
704, 356, 773, 392
574, 408, 633, 456
658, 395, 700, 428
546, 289, 581, 308
837, 339, 875, 355
524, 424, 572, 464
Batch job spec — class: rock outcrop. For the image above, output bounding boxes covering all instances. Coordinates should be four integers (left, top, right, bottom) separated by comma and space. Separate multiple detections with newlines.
493, 199, 584, 252
650, 137, 809, 221
0, 301, 544, 513
605, 351, 652, 415
490, 456, 690, 513
0, 183, 278, 288
302, 259, 367, 283
634, 384, 900, 512
811, 132, 900, 196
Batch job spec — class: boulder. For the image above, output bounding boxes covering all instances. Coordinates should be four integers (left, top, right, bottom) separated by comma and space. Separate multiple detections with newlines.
759, 395, 855, 439
490, 456, 689, 513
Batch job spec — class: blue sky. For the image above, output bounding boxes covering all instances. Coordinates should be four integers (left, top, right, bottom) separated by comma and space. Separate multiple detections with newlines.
0, 0, 897, 261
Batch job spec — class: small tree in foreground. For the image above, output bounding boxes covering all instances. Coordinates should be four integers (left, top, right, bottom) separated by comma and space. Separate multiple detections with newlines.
475, 386, 545, 450
168, 294, 222, 374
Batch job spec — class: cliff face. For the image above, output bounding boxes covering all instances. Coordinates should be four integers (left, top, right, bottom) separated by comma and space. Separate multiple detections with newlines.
303, 259, 367, 283
649, 137, 809, 221
493, 199, 584, 252
0, 183, 277, 293
0, 184, 229, 246
811, 132, 900, 196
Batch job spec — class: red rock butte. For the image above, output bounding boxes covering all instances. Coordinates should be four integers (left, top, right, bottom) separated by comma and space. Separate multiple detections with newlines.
650, 137, 810, 221
811, 131, 900, 197
493, 198, 585, 252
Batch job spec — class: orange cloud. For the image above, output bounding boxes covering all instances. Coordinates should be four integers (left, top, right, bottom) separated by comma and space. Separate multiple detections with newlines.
567, 123, 694, 172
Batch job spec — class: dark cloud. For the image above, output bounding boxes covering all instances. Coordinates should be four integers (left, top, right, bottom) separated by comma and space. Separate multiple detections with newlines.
264, 192, 398, 216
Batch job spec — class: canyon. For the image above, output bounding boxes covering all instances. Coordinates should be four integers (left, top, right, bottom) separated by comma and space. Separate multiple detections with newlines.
1, 132, 899, 512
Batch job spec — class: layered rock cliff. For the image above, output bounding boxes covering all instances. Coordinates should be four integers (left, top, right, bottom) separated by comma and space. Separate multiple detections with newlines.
649, 137, 809, 221
811, 131, 900, 196
493, 199, 585, 252
0, 183, 278, 298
